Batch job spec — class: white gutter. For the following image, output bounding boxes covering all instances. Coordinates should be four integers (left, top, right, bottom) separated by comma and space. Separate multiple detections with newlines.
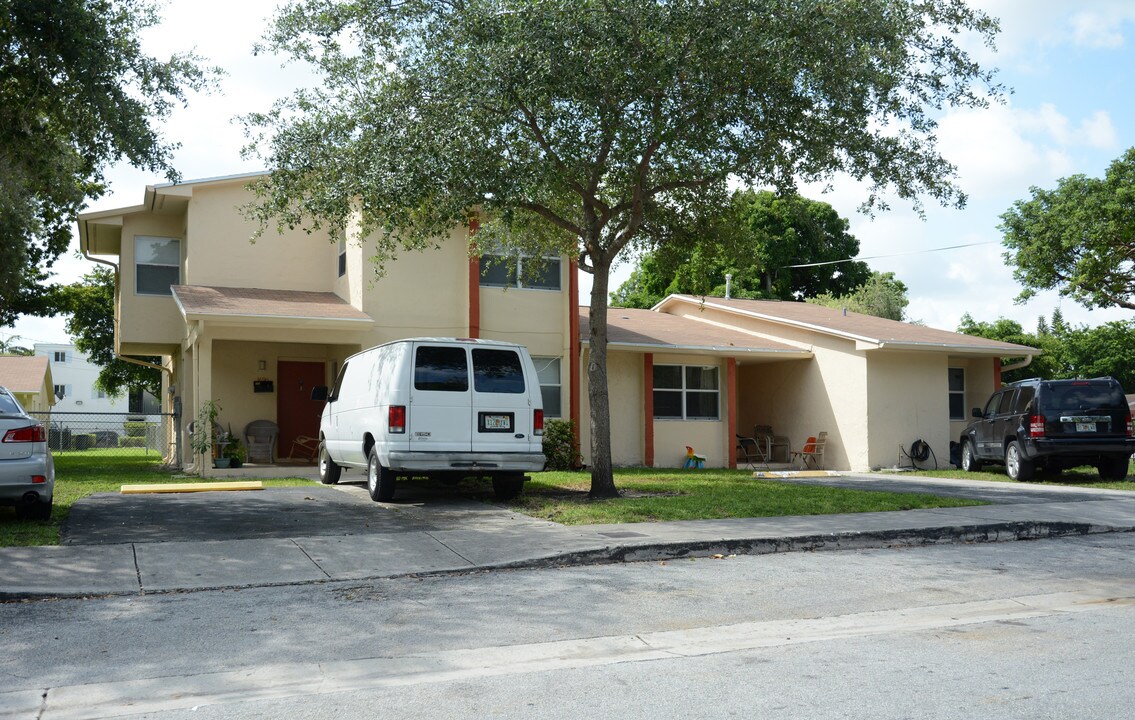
1001, 355, 1034, 372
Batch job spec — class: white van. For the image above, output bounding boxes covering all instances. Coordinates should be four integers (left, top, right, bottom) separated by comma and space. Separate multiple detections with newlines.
315, 338, 546, 501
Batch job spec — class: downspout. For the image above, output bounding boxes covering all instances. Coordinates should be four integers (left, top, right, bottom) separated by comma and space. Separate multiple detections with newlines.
725, 273, 732, 299
81, 249, 181, 467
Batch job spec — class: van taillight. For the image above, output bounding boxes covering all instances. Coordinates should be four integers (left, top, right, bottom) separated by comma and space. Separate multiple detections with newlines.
3, 424, 46, 443
389, 405, 406, 434
1028, 414, 1045, 438
533, 409, 544, 436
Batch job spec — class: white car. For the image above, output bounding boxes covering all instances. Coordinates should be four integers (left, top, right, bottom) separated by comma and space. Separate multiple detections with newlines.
0, 386, 54, 520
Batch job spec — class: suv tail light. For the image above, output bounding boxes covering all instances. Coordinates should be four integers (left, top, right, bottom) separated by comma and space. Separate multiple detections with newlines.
1127, 412, 1133, 438
1027, 414, 1045, 438
389, 405, 406, 434
3, 424, 46, 443
533, 409, 544, 436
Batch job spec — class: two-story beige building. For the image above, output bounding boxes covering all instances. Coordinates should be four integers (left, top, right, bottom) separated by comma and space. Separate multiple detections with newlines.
78, 172, 1037, 474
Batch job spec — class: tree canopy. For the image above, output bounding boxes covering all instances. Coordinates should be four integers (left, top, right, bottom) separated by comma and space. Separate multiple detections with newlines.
246, 0, 1001, 497
807, 271, 910, 322
957, 310, 1135, 389
0, 0, 215, 326
611, 190, 870, 308
1000, 147, 1135, 312
59, 267, 162, 398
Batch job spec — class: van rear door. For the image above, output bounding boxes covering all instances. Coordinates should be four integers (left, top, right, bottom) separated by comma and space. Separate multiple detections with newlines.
470, 347, 536, 453
408, 343, 473, 453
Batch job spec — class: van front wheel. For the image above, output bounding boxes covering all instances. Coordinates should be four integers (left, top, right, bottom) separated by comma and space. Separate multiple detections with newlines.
492, 474, 525, 501
318, 442, 341, 485
366, 448, 396, 502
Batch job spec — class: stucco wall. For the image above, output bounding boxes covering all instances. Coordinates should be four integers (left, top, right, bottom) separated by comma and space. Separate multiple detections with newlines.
948, 356, 998, 446
865, 351, 950, 469
118, 212, 187, 349
578, 349, 644, 467
184, 182, 336, 292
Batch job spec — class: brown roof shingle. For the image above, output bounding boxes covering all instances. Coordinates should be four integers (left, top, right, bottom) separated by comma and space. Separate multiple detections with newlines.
172, 286, 372, 322
0, 356, 50, 393
662, 295, 1038, 355
581, 307, 807, 355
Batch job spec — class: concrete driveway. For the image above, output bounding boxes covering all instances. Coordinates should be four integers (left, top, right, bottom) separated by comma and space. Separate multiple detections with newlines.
61, 480, 524, 545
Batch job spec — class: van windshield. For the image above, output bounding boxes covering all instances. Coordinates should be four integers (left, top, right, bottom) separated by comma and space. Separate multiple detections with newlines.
472, 349, 525, 394
1043, 383, 1126, 414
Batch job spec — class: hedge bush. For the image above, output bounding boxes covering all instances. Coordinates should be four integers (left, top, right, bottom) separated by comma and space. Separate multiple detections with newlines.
119, 436, 148, 448
123, 422, 149, 438
542, 419, 582, 470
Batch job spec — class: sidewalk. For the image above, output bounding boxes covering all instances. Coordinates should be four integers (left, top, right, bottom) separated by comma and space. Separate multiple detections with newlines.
2, 473, 1134, 600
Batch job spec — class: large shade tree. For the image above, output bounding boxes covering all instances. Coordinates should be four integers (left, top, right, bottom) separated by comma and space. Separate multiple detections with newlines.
0, 0, 214, 326
1000, 147, 1135, 311
245, 0, 1002, 498
612, 190, 871, 308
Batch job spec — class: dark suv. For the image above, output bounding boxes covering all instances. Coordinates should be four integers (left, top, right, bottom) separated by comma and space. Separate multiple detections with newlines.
959, 377, 1135, 481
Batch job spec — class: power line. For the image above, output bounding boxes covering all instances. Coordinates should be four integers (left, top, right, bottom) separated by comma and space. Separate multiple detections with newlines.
783, 240, 999, 269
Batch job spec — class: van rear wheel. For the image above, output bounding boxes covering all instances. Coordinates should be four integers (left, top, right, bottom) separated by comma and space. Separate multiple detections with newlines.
318, 442, 341, 485
492, 474, 525, 501
366, 448, 396, 502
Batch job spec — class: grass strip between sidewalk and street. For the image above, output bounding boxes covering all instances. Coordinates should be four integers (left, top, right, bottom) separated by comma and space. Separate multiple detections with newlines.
502, 468, 989, 525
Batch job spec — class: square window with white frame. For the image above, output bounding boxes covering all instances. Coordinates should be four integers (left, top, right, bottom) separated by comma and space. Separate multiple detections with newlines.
948, 367, 965, 420
653, 364, 719, 420
532, 356, 562, 418
135, 236, 181, 296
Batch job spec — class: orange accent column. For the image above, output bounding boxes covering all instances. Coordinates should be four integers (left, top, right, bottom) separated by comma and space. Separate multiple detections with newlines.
993, 357, 1002, 388
644, 353, 654, 467
569, 259, 581, 457
727, 357, 737, 469
467, 225, 480, 339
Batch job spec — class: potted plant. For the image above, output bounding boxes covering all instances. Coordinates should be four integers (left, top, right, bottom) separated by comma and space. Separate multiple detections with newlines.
224, 438, 246, 468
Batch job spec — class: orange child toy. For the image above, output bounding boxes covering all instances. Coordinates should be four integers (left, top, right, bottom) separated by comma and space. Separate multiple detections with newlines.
683, 446, 706, 469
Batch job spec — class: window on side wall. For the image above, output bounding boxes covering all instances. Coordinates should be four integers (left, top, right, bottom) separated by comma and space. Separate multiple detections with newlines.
533, 356, 562, 418
53, 351, 68, 363
479, 251, 561, 290
135, 236, 181, 296
653, 364, 719, 420
948, 367, 965, 420
337, 234, 346, 278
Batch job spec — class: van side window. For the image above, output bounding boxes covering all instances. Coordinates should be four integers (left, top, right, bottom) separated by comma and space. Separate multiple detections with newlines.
329, 362, 349, 402
472, 349, 525, 393
415, 347, 469, 391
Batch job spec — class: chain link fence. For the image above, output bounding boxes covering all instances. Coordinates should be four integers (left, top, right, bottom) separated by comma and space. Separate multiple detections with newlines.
29, 411, 176, 459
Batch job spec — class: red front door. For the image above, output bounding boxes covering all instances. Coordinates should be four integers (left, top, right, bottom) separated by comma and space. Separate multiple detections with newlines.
277, 360, 326, 460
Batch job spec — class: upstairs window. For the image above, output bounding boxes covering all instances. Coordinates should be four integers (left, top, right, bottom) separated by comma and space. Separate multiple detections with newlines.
337, 234, 346, 278
53, 384, 71, 400
53, 351, 68, 363
479, 251, 561, 290
135, 236, 180, 296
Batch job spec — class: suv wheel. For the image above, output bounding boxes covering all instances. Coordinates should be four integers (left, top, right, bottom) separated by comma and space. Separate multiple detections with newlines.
960, 440, 981, 472
1098, 456, 1130, 481
1005, 441, 1034, 482
366, 447, 396, 502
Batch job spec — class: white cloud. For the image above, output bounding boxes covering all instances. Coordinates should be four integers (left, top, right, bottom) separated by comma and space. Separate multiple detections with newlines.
1071, 11, 1127, 48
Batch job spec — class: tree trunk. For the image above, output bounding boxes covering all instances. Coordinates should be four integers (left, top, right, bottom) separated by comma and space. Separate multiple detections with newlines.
586, 259, 619, 499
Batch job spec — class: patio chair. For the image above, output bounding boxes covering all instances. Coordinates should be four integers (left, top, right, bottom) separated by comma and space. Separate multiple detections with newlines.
754, 425, 791, 463
288, 435, 320, 462
736, 434, 769, 469
790, 431, 828, 470
243, 420, 279, 464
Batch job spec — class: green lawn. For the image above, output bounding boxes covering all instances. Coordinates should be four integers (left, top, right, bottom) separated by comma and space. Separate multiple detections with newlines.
502, 467, 988, 525
899, 462, 1135, 492
0, 454, 316, 547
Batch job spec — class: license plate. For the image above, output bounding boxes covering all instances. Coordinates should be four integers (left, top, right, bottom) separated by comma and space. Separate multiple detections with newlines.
1075, 422, 1096, 432
483, 414, 511, 431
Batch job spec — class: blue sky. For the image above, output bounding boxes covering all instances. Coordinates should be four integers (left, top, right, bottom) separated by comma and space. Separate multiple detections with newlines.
6, 0, 1135, 347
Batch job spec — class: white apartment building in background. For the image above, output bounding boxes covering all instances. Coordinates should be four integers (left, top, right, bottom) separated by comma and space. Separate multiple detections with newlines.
33, 343, 160, 416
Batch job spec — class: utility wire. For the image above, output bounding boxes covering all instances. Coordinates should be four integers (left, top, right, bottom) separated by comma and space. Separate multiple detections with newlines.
782, 240, 999, 269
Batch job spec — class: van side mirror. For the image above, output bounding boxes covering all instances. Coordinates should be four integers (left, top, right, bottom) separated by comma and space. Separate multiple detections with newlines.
971, 407, 983, 418
311, 386, 329, 402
